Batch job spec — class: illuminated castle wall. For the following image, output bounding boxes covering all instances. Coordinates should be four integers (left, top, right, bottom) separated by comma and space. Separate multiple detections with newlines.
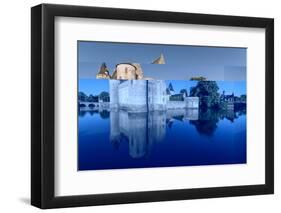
109, 79, 199, 112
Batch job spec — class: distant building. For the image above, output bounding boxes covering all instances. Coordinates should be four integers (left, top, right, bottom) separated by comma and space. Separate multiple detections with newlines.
220, 91, 235, 103
170, 94, 184, 101
166, 83, 175, 95
220, 91, 236, 110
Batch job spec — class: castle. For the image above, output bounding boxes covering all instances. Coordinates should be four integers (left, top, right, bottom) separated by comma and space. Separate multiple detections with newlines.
95, 54, 199, 112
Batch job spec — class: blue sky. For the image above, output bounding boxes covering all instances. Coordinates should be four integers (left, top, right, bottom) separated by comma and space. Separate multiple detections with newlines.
79, 79, 109, 96
78, 41, 246, 81
79, 80, 246, 97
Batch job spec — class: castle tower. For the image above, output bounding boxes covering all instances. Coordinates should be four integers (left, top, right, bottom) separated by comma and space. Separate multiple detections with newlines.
96, 62, 110, 79
132, 63, 144, 79
152, 53, 165, 64
148, 80, 167, 111
114, 63, 137, 80
167, 82, 175, 95
118, 80, 148, 112
109, 80, 120, 109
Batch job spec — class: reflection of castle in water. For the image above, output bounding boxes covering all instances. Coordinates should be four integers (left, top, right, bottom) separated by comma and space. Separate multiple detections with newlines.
109, 109, 199, 158
79, 107, 244, 159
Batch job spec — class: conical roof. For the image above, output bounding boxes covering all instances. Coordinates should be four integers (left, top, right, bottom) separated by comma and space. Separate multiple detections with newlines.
152, 53, 165, 64
98, 62, 109, 74
168, 83, 174, 91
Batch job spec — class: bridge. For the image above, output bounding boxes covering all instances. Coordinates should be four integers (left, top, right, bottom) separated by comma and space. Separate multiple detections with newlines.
79, 101, 110, 110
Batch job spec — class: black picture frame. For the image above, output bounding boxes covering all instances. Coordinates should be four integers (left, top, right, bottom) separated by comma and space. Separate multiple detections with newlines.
31, 3, 274, 209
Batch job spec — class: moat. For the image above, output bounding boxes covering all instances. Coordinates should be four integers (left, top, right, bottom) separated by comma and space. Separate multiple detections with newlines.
78, 108, 246, 171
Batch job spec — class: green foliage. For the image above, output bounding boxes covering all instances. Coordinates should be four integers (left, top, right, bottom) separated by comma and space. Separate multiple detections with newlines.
87, 94, 98, 102
100, 110, 110, 119
99, 91, 110, 102
190, 81, 220, 109
78, 92, 88, 102
240, 94, 246, 102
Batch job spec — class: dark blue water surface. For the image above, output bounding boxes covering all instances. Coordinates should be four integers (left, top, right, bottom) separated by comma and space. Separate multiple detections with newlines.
78, 109, 246, 171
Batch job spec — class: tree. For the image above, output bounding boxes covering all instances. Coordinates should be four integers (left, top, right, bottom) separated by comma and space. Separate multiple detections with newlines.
240, 94, 247, 102
100, 110, 110, 119
99, 91, 110, 102
87, 94, 98, 102
189, 109, 219, 136
190, 81, 220, 109
78, 92, 88, 102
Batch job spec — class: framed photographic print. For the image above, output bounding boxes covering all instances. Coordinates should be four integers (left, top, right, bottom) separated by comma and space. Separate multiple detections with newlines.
31, 4, 274, 209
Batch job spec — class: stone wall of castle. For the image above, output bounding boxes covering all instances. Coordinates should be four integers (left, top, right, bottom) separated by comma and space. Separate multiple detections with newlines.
118, 80, 148, 112
166, 97, 199, 110
186, 97, 199, 108
148, 80, 167, 111
109, 80, 120, 109
109, 79, 199, 112
166, 101, 186, 109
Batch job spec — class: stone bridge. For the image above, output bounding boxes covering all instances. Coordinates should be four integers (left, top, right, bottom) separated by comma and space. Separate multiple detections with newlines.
79, 101, 110, 110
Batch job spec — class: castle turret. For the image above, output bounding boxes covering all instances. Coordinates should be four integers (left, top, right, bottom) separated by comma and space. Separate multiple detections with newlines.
167, 82, 175, 95
148, 80, 167, 111
96, 62, 111, 79
132, 63, 144, 79
114, 63, 137, 80
152, 53, 165, 64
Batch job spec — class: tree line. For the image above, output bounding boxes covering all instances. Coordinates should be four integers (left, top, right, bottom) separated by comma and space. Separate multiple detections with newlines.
78, 91, 110, 102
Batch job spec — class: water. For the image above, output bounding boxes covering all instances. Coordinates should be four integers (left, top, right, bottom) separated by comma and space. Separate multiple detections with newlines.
78, 109, 246, 171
